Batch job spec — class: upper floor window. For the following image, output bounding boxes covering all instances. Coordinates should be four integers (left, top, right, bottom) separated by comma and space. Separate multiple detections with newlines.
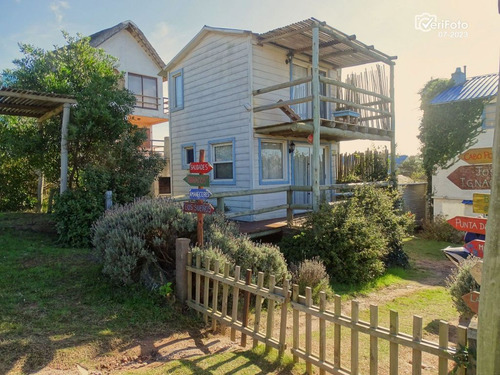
181, 143, 196, 170
128, 73, 158, 110
170, 69, 184, 112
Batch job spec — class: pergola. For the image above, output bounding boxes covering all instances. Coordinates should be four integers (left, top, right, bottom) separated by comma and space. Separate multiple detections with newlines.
0, 87, 77, 195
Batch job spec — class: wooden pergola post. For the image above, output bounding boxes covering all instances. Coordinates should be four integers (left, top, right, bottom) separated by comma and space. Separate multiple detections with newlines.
60, 103, 71, 194
311, 23, 321, 211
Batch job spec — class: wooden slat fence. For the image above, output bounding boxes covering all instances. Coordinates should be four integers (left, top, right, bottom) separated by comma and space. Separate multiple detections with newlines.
337, 148, 389, 183
184, 255, 470, 375
186, 251, 290, 353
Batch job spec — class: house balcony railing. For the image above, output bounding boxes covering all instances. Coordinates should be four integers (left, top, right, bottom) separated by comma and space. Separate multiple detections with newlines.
143, 139, 167, 158
252, 72, 394, 142
133, 95, 169, 116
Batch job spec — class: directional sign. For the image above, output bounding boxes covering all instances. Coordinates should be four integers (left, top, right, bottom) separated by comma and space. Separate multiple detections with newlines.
447, 164, 492, 190
465, 239, 485, 258
473, 193, 490, 214
447, 216, 487, 235
470, 262, 483, 285
459, 147, 493, 165
183, 174, 210, 187
461, 291, 480, 314
189, 188, 212, 201
183, 202, 215, 214
189, 162, 213, 174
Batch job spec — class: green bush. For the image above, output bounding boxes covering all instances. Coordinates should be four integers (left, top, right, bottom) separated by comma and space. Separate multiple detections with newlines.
206, 225, 289, 285
92, 198, 196, 286
291, 257, 333, 304
280, 185, 412, 284
53, 189, 104, 247
421, 214, 464, 243
191, 246, 231, 273
446, 257, 481, 319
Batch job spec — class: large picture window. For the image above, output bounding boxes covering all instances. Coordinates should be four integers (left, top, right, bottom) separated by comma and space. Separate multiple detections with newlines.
128, 73, 158, 109
261, 141, 285, 181
169, 69, 184, 111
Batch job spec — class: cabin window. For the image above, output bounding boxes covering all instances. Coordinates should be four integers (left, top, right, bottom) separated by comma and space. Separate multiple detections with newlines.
260, 140, 287, 184
170, 69, 184, 111
128, 73, 158, 109
209, 139, 235, 184
181, 143, 196, 169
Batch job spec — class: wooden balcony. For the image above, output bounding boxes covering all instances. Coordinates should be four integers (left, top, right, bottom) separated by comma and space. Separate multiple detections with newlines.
252, 75, 393, 142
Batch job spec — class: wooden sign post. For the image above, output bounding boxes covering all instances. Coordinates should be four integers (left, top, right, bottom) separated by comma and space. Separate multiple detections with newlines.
182, 150, 214, 247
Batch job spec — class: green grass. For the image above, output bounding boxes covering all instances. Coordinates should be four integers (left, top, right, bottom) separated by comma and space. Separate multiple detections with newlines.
0, 213, 200, 374
403, 236, 453, 262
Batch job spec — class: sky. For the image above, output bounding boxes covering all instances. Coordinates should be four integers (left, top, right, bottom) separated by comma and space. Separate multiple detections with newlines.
1, 0, 499, 155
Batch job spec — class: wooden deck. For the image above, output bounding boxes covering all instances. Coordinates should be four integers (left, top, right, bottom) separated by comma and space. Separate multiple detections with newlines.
235, 215, 306, 238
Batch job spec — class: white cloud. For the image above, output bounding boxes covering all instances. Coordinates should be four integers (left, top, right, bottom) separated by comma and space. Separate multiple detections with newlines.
50, 1, 69, 24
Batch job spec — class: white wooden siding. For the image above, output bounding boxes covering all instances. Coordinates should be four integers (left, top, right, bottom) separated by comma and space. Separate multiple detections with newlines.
169, 32, 253, 217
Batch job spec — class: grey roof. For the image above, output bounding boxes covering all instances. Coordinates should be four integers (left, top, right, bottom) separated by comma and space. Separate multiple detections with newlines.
431, 73, 499, 104
89, 20, 166, 70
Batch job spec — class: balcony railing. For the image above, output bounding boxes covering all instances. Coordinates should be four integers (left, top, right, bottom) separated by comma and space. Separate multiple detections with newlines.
143, 139, 167, 158
133, 95, 169, 115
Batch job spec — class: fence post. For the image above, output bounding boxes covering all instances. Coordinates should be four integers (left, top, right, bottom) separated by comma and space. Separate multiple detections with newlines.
217, 197, 224, 213
241, 269, 252, 347
175, 238, 191, 303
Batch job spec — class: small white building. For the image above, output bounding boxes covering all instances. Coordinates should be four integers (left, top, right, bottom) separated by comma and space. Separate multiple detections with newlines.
432, 68, 498, 218
90, 21, 171, 194
161, 18, 397, 220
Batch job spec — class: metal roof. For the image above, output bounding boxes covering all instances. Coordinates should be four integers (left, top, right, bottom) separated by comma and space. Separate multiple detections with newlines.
0, 87, 76, 119
431, 73, 499, 104
89, 20, 166, 71
257, 18, 396, 68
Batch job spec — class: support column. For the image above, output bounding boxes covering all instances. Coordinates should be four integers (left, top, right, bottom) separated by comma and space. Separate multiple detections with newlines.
389, 64, 396, 186
311, 24, 321, 211
60, 103, 70, 194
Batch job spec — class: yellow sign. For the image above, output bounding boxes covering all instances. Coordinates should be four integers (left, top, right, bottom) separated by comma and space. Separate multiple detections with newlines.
460, 147, 493, 165
473, 193, 490, 214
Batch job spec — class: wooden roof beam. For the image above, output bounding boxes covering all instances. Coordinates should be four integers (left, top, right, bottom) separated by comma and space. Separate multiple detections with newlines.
257, 25, 313, 45
0, 90, 77, 104
38, 104, 64, 123
318, 25, 395, 65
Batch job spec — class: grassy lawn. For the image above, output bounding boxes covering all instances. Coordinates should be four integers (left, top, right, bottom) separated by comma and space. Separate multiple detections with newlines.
0, 213, 459, 374
0, 213, 200, 374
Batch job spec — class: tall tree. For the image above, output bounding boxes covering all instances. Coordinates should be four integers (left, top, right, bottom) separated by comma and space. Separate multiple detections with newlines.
1, 32, 165, 199
418, 78, 485, 218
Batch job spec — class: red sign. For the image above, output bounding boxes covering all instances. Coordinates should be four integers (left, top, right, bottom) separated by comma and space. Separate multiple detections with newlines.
464, 239, 485, 258
447, 165, 492, 190
183, 202, 215, 215
447, 216, 487, 235
189, 162, 213, 174
460, 147, 493, 165
307, 134, 313, 144
462, 291, 480, 314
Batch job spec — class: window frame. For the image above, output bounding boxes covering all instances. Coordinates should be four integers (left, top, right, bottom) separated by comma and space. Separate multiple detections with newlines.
208, 138, 236, 185
258, 138, 289, 185
169, 68, 184, 112
181, 143, 196, 170
127, 72, 159, 110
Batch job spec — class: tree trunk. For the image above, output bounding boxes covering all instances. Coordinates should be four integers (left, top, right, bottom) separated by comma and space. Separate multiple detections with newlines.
425, 169, 434, 221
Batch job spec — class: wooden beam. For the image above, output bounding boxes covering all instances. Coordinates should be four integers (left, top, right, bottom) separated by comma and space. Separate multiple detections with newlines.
0, 102, 50, 112
0, 90, 77, 104
320, 95, 392, 116
253, 76, 312, 96
320, 76, 392, 102
38, 104, 64, 123
311, 25, 321, 212
253, 96, 312, 113
257, 25, 313, 45
320, 49, 357, 59
293, 39, 342, 53
60, 103, 70, 194
318, 25, 395, 65
389, 64, 396, 184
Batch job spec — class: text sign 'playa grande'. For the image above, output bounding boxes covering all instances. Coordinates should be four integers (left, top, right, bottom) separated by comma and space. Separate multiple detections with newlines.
447, 216, 487, 235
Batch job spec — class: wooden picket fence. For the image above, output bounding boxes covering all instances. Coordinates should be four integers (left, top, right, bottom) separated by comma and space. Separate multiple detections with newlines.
337, 148, 389, 183
185, 253, 470, 375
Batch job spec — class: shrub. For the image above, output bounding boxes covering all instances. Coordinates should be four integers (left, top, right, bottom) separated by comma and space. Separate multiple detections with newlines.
280, 185, 413, 284
446, 257, 481, 319
53, 189, 104, 247
421, 214, 464, 243
206, 225, 289, 284
291, 257, 333, 303
191, 246, 231, 273
92, 198, 196, 286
